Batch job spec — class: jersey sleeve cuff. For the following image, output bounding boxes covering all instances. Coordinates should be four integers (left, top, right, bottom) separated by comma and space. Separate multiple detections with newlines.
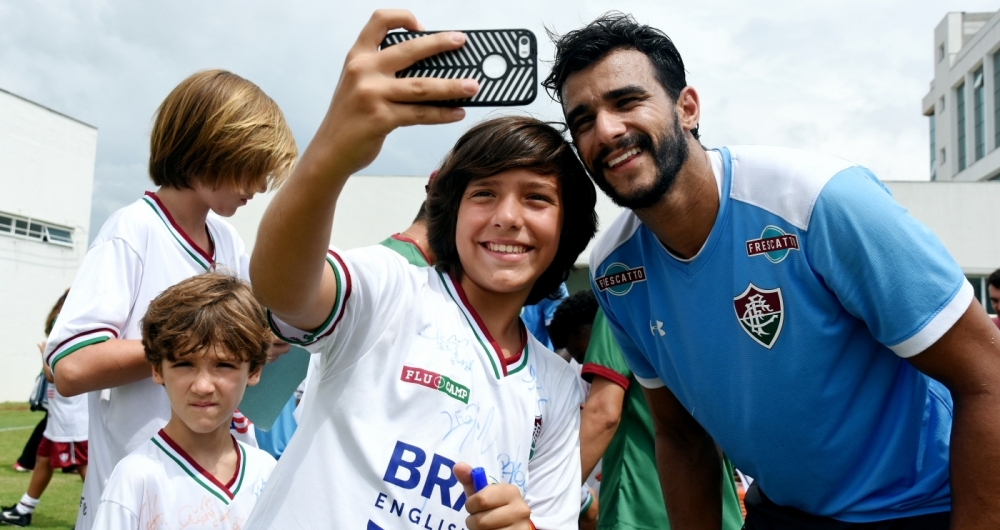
889, 280, 973, 358
47, 328, 118, 371
580, 363, 630, 390
267, 250, 352, 346
634, 374, 665, 389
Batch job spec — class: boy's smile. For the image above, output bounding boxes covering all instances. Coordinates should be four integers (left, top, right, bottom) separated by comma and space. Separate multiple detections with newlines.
455, 169, 562, 300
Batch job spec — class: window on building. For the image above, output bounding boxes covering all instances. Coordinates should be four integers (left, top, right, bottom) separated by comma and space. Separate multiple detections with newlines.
958, 82, 967, 171
930, 112, 937, 180
940, 94, 946, 111
995, 54, 1000, 150
0, 212, 74, 247
939, 43, 946, 62
975, 69, 986, 160
941, 146, 947, 164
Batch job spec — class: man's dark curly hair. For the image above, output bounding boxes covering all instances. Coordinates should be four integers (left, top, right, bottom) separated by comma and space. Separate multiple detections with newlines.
543, 12, 699, 139
426, 115, 598, 305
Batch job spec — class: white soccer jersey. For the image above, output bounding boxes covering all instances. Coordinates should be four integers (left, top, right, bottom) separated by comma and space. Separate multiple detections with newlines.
93, 430, 275, 530
246, 246, 581, 530
43, 192, 250, 530
44, 384, 88, 442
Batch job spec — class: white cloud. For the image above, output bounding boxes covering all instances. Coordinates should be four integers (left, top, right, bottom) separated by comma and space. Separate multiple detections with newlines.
0, 0, 993, 236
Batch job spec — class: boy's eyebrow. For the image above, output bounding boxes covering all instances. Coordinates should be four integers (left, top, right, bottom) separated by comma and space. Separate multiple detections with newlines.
468, 177, 559, 191
468, 178, 502, 188
565, 85, 649, 129
524, 179, 559, 191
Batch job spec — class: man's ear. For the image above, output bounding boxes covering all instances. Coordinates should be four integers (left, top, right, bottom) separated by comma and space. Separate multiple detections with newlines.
151, 363, 165, 386
675, 86, 701, 133
247, 365, 263, 387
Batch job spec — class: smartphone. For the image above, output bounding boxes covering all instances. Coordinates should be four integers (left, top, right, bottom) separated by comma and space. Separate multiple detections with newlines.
379, 29, 537, 106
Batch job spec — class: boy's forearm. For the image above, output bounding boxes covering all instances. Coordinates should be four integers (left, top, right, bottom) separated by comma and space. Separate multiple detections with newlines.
579, 378, 625, 480
251, 10, 473, 324
53, 339, 148, 396
250, 149, 349, 320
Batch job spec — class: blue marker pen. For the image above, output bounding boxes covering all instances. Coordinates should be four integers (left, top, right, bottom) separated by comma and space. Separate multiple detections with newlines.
471, 467, 488, 492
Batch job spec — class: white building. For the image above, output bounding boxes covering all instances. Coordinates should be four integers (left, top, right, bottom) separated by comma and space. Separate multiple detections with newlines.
0, 88, 97, 403
923, 10, 1000, 181
230, 175, 1000, 319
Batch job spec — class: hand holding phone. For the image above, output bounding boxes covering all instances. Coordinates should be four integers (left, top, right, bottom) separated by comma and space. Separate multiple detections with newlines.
314, 10, 477, 176
381, 29, 537, 106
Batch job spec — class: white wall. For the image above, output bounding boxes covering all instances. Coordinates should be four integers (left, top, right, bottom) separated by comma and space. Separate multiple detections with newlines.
228, 175, 625, 266
884, 180, 1000, 275
0, 89, 97, 403
233, 176, 1000, 277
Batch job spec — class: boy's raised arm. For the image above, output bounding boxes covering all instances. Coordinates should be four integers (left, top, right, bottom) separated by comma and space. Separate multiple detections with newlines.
250, 9, 477, 330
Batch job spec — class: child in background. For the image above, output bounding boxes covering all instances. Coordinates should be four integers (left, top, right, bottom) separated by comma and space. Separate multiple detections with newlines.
1, 290, 88, 527
43, 69, 296, 530
93, 273, 276, 529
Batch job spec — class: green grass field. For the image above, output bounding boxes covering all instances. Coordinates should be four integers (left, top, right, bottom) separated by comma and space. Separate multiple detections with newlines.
0, 403, 82, 529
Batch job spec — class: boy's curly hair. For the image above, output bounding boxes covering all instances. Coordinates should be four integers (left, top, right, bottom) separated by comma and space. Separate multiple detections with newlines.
142, 272, 270, 373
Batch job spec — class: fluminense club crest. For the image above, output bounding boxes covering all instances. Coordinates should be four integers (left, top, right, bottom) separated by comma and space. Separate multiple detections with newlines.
733, 283, 784, 349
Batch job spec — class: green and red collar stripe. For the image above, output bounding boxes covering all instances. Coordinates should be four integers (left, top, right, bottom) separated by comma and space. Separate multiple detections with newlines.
438, 272, 529, 379
47, 328, 118, 371
142, 192, 216, 271
390, 233, 432, 265
152, 429, 246, 505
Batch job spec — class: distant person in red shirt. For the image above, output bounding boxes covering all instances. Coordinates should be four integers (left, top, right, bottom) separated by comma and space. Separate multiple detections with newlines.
988, 268, 1000, 329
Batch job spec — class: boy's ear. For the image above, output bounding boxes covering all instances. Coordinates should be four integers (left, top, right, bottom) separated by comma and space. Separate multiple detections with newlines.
247, 365, 263, 387
151, 363, 165, 386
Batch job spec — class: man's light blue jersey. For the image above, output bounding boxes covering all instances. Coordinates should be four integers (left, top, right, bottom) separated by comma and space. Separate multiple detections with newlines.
590, 146, 970, 522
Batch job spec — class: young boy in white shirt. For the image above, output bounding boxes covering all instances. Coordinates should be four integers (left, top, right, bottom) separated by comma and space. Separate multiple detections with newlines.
44, 69, 296, 530
246, 11, 598, 529
93, 273, 276, 530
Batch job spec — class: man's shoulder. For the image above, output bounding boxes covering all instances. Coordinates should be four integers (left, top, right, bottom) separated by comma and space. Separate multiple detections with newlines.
725, 145, 860, 230
588, 209, 644, 271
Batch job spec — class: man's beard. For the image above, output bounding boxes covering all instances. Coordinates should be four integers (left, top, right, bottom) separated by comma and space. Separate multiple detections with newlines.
587, 117, 689, 210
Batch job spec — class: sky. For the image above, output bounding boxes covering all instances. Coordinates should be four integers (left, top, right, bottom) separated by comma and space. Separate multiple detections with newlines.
1, 0, 996, 236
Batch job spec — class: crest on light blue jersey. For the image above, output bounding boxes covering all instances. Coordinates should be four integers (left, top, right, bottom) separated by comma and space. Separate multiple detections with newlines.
734, 283, 784, 349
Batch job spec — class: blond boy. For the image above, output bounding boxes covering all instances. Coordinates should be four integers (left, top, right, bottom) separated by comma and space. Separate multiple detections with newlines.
44, 70, 296, 530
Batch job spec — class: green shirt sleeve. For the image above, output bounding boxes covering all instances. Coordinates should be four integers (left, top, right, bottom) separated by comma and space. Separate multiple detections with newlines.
581, 307, 632, 389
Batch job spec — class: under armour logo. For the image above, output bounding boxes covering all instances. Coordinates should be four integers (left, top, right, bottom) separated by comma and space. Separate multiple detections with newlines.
649, 320, 665, 337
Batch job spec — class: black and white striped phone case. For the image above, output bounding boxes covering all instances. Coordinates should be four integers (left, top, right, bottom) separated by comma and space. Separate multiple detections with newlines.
380, 29, 538, 106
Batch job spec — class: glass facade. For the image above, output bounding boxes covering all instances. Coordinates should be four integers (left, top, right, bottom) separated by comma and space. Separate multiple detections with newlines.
930, 113, 937, 180
958, 82, 967, 171
995, 53, 1000, 150
975, 69, 986, 160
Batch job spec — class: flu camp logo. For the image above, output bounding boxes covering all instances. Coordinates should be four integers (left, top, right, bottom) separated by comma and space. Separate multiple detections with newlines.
400, 366, 470, 404
746, 226, 799, 264
733, 283, 784, 349
595, 263, 646, 296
